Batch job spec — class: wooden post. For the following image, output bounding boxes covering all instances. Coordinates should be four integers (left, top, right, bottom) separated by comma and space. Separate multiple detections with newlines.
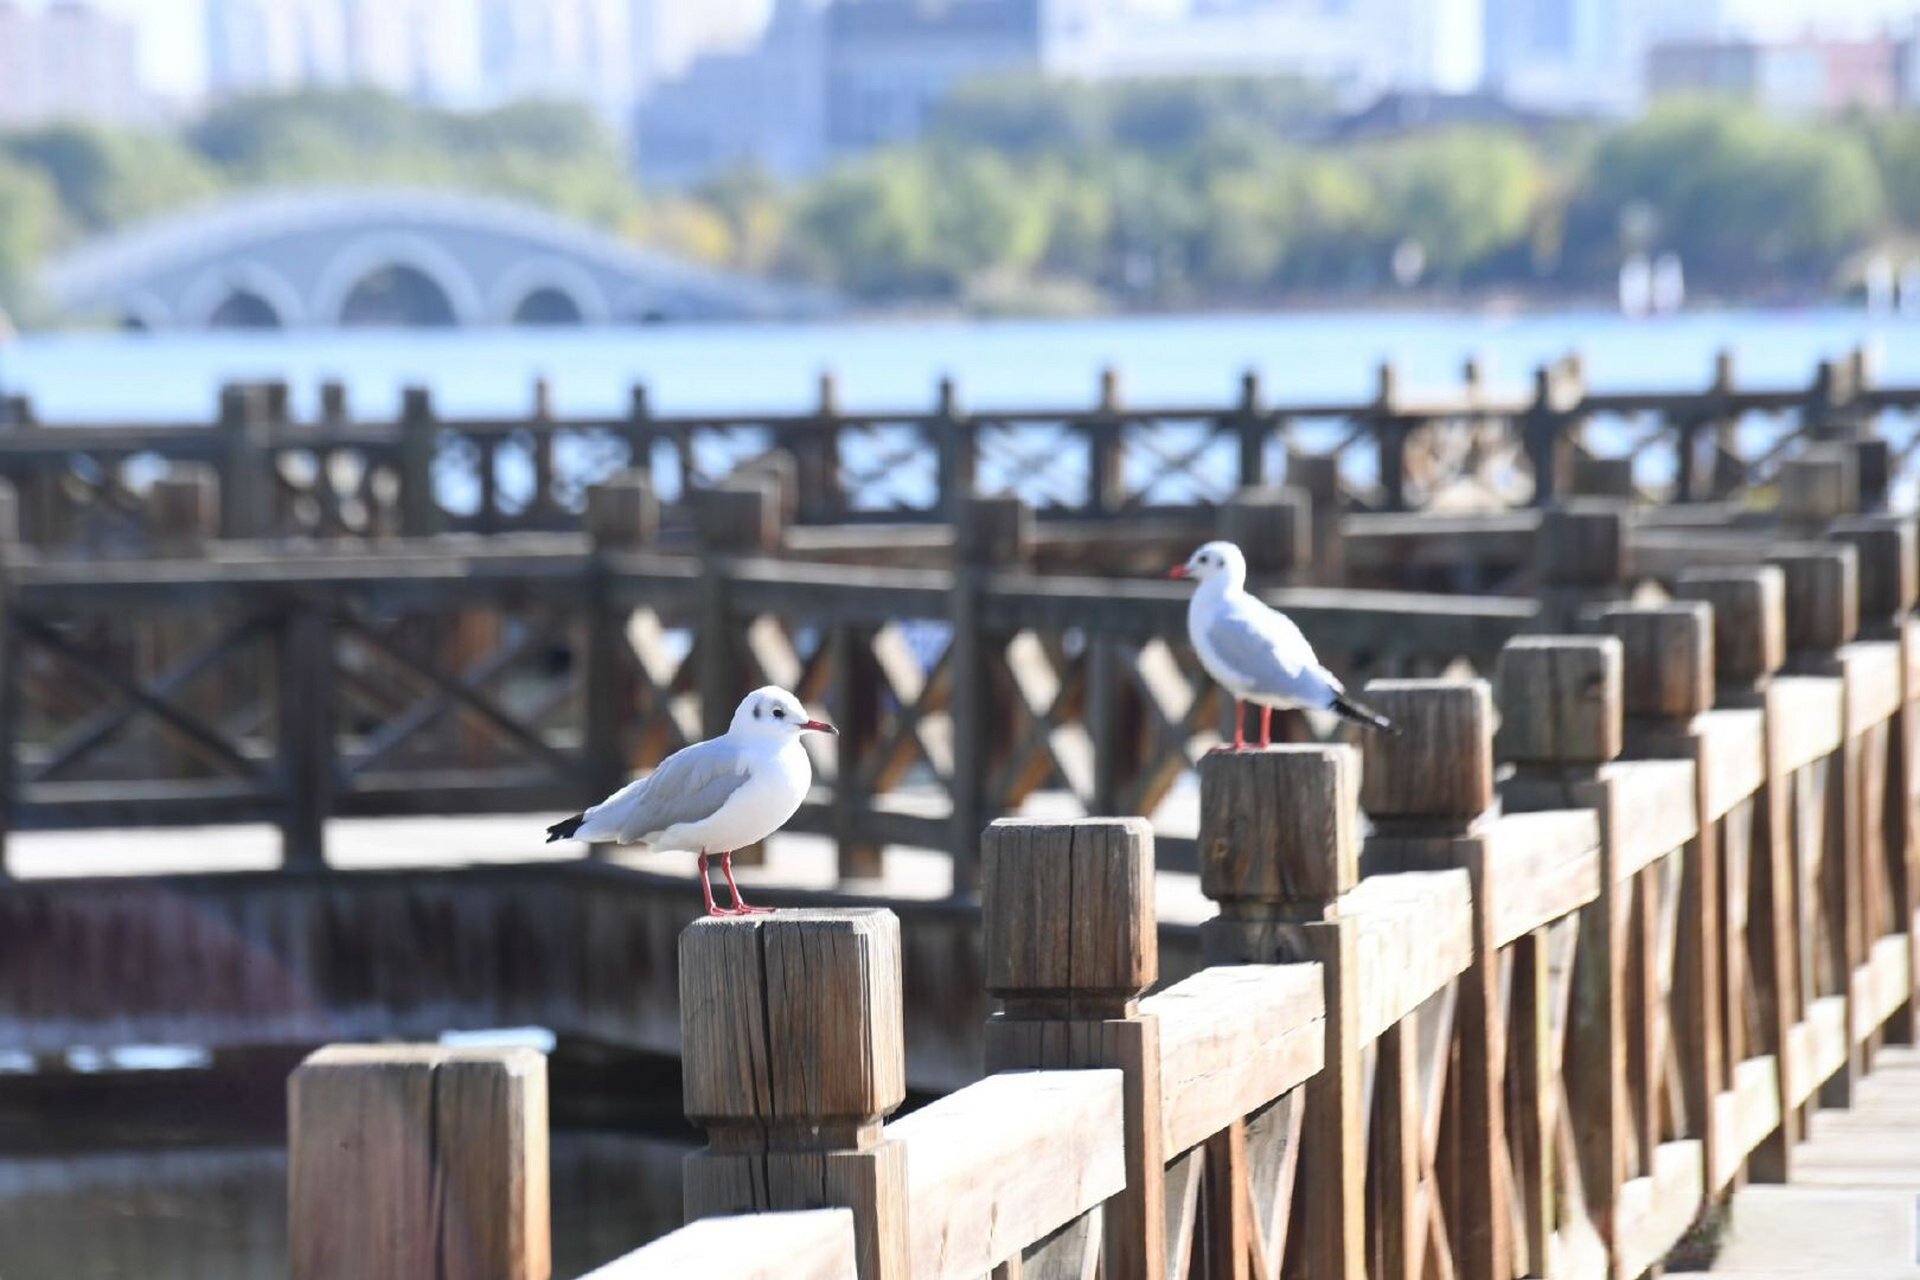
1675, 568, 1787, 706
150, 465, 220, 557
694, 476, 782, 555
318, 380, 349, 428
779, 372, 845, 523
1356, 679, 1508, 1280
1236, 370, 1266, 488
582, 475, 655, 806
933, 375, 975, 522
948, 497, 1031, 896
1374, 362, 1410, 512
1535, 498, 1630, 631
983, 817, 1163, 1280
1598, 603, 1727, 1187
681, 909, 908, 1280
289, 1045, 549, 1280
1827, 516, 1916, 641
1777, 445, 1858, 527
398, 386, 439, 538
1219, 487, 1309, 583
1524, 360, 1582, 506
622, 384, 654, 487
217, 382, 273, 539
278, 602, 335, 869
1285, 450, 1345, 585
1497, 637, 1629, 1257
1198, 746, 1364, 1280
1090, 366, 1126, 515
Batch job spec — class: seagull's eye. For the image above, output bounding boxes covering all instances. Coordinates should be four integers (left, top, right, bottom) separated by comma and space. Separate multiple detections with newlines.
773, 707, 787, 719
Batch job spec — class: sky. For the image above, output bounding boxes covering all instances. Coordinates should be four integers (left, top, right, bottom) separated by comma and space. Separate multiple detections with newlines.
16, 0, 1920, 103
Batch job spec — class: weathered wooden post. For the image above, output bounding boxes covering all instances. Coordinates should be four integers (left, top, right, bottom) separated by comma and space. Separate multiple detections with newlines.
1524, 357, 1584, 506
289, 1045, 550, 1280
1598, 602, 1728, 1188
1497, 636, 1631, 1262
398, 386, 439, 538
1373, 362, 1411, 512
1534, 497, 1631, 632
278, 594, 335, 870
775, 371, 845, 524
1285, 449, 1346, 585
1777, 445, 1858, 528
1198, 745, 1365, 1279
1357, 679, 1513, 1280
1828, 516, 1919, 1044
317, 379, 349, 428
216, 382, 273, 539
1219, 486, 1309, 585
983, 817, 1163, 1279
621, 384, 654, 487
150, 464, 220, 557
947, 496, 1031, 896
932, 374, 975, 522
681, 909, 908, 1280
581, 474, 655, 809
1235, 369, 1266, 488
1089, 365, 1127, 515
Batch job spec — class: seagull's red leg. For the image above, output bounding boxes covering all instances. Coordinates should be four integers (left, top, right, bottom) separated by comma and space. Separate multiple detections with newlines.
721, 851, 773, 914
1233, 699, 1247, 751
1259, 705, 1272, 748
698, 851, 729, 917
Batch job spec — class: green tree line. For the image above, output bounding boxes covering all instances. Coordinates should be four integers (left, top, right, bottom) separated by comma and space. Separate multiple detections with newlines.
1, 82, 1916, 320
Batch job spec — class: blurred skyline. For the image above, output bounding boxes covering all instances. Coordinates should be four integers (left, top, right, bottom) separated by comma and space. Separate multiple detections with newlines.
11, 0, 1920, 101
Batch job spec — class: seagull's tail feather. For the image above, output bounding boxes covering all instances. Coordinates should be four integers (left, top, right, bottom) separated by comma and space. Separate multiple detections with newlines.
1329, 692, 1400, 736
546, 813, 587, 843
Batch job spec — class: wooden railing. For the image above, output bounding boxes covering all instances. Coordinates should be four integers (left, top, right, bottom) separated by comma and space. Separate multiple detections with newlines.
281, 531, 1920, 1278
4, 347, 1916, 554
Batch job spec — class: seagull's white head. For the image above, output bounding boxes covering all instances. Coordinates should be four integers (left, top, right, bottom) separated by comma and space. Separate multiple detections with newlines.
1169, 540, 1246, 589
730, 685, 838, 743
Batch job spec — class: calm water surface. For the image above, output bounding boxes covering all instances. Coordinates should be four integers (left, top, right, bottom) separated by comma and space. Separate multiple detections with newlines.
3, 307, 1915, 421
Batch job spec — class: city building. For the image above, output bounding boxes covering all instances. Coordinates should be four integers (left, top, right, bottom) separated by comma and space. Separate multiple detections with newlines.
1482, 0, 1657, 113
1647, 31, 1910, 114
0, 0, 145, 126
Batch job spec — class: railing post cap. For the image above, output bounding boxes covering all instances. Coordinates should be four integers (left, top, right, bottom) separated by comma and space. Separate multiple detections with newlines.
1537, 499, 1631, 587
694, 474, 783, 554
1199, 743, 1360, 904
1598, 601, 1715, 720
1674, 566, 1787, 683
1494, 636, 1623, 765
958, 493, 1032, 567
983, 817, 1157, 1001
679, 908, 905, 1127
1767, 541, 1859, 653
1827, 514, 1917, 624
1359, 678, 1495, 819
584, 471, 658, 549
1220, 486, 1310, 575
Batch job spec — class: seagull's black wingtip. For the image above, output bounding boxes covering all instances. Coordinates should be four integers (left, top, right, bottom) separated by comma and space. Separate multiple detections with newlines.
1330, 693, 1398, 736
546, 813, 585, 843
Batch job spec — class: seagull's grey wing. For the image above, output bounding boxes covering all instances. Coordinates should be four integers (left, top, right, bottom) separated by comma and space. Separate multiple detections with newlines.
606, 737, 754, 843
1205, 599, 1338, 706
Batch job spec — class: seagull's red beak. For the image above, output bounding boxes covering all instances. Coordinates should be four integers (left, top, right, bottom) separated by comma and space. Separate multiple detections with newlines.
1167, 564, 1189, 579
800, 718, 839, 736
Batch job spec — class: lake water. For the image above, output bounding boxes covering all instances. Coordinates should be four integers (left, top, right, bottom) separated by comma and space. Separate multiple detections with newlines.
2, 306, 1915, 422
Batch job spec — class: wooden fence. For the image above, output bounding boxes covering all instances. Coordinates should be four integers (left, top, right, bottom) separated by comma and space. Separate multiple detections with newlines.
283, 534, 1918, 1278
3, 346, 1916, 553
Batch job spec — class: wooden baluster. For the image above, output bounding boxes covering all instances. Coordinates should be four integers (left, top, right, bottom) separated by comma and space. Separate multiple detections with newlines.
399, 386, 439, 538
278, 601, 335, 870
1524, 358, 1584, 507
150, 465, 219, 558
1599, 603, 1727, 1188
681, 909, 909, 1280
1358, 679, 1506, 1280
1829, 517, 1920, 1045
1198, 745, 1364, 1280
318, 379, 348, 429
933, 375, 975, 523
1283, 450, 1344, 586
983, 817, 1164, 1280
948, 496, 1031, 897
1497, 636, 1628, 1266
1235, 370, 1265, 489
217, 382, 273, 539
582, 475, 656, 810
1090, 366, 1127, 516
289, 1045, 549, 1280
531, 378, 556, 521
831, 621, 883, 881
623, 383, 654, 487
1373, 362, 1410, 512
692, 480, 780, 863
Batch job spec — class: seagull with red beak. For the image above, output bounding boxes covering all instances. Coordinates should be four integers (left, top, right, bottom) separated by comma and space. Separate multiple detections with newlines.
1170, 540, 1397, 749
545, 685, 838, 915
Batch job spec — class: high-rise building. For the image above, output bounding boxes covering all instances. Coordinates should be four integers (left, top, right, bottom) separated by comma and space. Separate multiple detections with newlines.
0, 0, 145, 125
1482, 0, 1654, 112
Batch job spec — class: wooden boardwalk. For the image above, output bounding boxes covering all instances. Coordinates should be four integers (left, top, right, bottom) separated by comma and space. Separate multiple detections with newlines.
1712, 1046, 1920, 1277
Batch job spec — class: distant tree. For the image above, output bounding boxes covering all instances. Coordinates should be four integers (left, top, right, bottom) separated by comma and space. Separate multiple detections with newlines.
791, 153, 940, 297
2, 124, 222, 234
1359, 129, 1540, 281
0, 155, 58, 315
1862, 115, 1920, 231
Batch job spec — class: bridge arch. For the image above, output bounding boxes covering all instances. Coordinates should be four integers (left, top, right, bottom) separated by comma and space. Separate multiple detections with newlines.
181, 261, 305, 329
489, 257, 609, 326
312, 232, 485, 328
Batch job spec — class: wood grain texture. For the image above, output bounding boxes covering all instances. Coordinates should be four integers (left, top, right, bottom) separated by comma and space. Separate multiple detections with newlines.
1476, 810, 1603, 947
983, 818, 1157, 1005
683, 1138, 910, 1280
1358, 679, 1495, 819
288, 1044, 549, 1280
1596, 759, 1699, 881
1675, 566, 1787, 688
584, 1210, 856, 1279
889, 1070, 1126, 1280
1695, 708, 1766, 822
1768, 676, 1846, 775
1600, 602, 1714, 720
1142, 963, 1325, 1156
1495, 637, 1623, 766
1197, 746, 1358, 906
1840, 641, 1903, 737
679, 909, 906, 1131
1536, 500, 1630, 588
1345, 870, 1474, 1042
1827, 515, 1917, 632
1769, 544, 1859, 657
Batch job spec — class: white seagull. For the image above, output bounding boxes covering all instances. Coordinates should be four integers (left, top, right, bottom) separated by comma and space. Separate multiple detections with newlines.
1169, 540, 1397, 748
545, 685, 837, 915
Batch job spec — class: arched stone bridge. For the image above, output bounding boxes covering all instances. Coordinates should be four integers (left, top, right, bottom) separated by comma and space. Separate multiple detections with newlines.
40, 186, 832, 329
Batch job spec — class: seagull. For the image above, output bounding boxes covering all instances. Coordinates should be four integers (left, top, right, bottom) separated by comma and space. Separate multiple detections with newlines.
545, 685, 838, 915
1169, 540, 1397, 748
